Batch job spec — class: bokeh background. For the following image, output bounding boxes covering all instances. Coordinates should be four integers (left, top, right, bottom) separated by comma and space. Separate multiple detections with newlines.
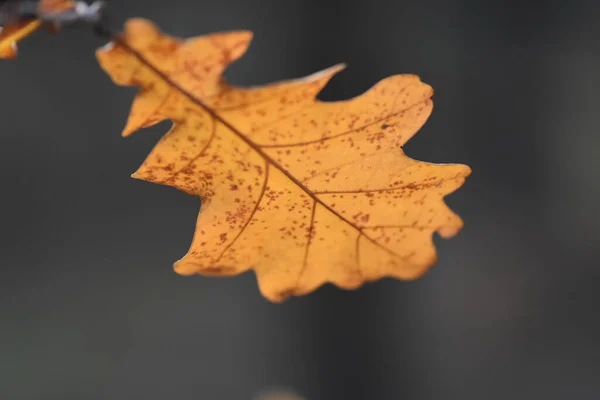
1, 0, 599, 399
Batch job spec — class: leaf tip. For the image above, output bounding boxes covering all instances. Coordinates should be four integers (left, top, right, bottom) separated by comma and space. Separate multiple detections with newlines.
121, 125, 137, 138
197, 29, 254, 65
123, 17, 161, 38
262, 290, 292, 304
299, 63, 346, 84
285, 63, 346, 99
173, 259, 198, 276
437, 224, 462, 239
463, 164, 473, 178
97, 40, 114, 53
234, 30, 254, 43
130, 170, 143, 180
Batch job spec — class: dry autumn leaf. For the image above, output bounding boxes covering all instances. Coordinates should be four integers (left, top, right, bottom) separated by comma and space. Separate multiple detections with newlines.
97, 19, 471, 302
0, 0, 75, 58
0, 19, 40, 58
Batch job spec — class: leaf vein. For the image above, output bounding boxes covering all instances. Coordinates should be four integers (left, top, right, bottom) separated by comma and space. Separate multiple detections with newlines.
165, 116, 216, 182
296, 199, 317, 289
214, 162, 270, 264
258, 100, 422, 149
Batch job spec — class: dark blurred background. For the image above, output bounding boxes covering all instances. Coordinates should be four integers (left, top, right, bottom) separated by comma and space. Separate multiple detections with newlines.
1, 0, 599, 399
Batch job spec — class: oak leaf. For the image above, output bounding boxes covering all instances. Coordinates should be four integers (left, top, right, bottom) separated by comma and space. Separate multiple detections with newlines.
97, 19, 471, 302
0, 0, 75, 58
0, 0, 77, 58
0, 19, 41, 58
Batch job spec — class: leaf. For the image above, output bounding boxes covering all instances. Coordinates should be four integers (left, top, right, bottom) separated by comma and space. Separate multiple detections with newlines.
38, 0, 76, 14
97, 19, 471, 302
0, 20, 41, 58
0, 0, 75, 58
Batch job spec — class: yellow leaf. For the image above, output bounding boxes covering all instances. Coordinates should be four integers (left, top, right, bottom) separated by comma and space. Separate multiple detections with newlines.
0, 20, 41, 59
97, 19, 471, 302
38, 0, 77, 14
0, 0, 76, 59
